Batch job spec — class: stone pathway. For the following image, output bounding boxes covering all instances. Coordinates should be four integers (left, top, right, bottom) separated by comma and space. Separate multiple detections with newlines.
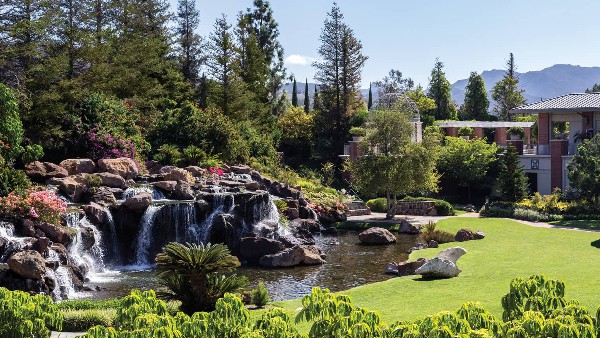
346, 212, 451, 225
51, 332, 85, 338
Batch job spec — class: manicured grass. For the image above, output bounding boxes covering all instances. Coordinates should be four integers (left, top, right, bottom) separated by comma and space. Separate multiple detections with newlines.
273, 217, 600, 327
549, 219, 600, 231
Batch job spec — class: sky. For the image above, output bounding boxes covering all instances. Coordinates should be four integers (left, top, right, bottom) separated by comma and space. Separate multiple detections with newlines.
169, 0, 600, 88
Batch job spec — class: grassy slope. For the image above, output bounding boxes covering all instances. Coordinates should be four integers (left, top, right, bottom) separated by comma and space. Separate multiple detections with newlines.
272, 217, 600, 326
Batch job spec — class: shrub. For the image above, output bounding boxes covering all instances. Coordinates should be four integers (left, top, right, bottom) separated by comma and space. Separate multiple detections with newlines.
251, 281, 270, 308
517, 192, 567, 214
0, 84, 24, 163
349, 126, 366, 137
59, 309, 115, 332
182, 145, 206, 166
21, 144, 44, 164
366, 198, 387, 213
273, 199, 288, 212
457, 126, 475, 138
401, 196, 455, 216
422, 230, 455, 244
0, 188, 66, 225
154, 144, 182, 166
0, 287, 63, 338
84, 174, 102, 189
507, 126, 525, 139
0, 164, 30, 197
56, 298, 122, 311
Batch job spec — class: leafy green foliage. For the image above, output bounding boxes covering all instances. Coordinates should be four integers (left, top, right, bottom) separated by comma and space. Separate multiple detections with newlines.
252, 281, 270, 308
59, 309, 115, 332
155, 242, 248, 314
567, 134, 600, 204
507, 126, 525, 139
401, 196, 455, 216
0, 84, 24, 163
458, 126, 475, 138
0, 287, 63, 338
462, 72, 490, 120
366, 198, 388, 213
421, 221, 456, 244
154, 144, 183, 166
427, 59, 457, 120
0, 164, 30, 197
22, 144, 44, 164
491, 53, 527, 121
501, 275, 567, 321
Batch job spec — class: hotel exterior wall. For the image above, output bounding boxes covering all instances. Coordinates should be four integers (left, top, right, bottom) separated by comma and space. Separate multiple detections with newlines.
519, 155, 552, 195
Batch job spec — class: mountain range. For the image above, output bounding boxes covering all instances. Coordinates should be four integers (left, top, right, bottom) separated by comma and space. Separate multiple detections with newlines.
282, 64, 600, 108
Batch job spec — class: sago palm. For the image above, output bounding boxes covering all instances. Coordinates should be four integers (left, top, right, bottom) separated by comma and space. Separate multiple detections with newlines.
155, 242, 247, 313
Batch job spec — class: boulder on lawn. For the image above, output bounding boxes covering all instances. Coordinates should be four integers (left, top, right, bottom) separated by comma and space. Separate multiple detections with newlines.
24, 161, 69, 183
398, 220, 422, 234
386, 258, 428, 276
358, 227, 396, 245
455, 228, 475, 242
95, 172, 126, 189
436, 247, 467, 263
97, 158, 139, 180
415, 257, 462, 279
239, 237, 285, 263
59, 159, 95, 175
428, 240, 439, 248
123, 192, 152, 211
474, 230, 485, 240
7, 250, 46, 280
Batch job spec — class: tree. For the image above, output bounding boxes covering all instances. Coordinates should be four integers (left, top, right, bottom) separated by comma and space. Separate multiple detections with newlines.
498, 145, 528, 202
313, 3, 367, 159
367, 83, 373, 110
406, 85, 436, 126
291, 78, 298, 107
374, 69, 414, 97
585, 83, 600, 93
462, 72, 489, 120
427, 58, 457, 120
437, 136, 499, 202
567, 134, 600, 205
491, 53, 526, 121
176, 0, 204, 87
313, 84, 319, 111
0, 84, 24, 162
156, 242, 248, 314
350, 105, 438, 213
278, 106, 313, 159
303, 78, 310, 112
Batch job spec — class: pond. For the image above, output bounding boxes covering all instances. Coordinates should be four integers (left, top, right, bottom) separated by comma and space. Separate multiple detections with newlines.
75, 230, 422, 301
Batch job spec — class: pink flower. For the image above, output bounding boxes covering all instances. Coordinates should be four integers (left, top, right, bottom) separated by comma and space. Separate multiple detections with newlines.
29, 207, 39, 219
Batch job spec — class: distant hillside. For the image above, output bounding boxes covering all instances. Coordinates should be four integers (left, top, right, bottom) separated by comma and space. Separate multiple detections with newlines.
450, 64, 600, 105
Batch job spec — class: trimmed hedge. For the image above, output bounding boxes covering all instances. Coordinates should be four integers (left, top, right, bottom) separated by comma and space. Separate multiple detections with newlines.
59, 309, 116, 332
366, 196, 455, 216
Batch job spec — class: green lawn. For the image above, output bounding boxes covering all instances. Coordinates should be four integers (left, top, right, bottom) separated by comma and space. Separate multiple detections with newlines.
272, 217, 600, 327
549, 219, 600, 231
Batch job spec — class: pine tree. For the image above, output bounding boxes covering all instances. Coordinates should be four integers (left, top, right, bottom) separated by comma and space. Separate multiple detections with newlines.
491, 53, 526, 121
198, 73, 208, 109
313, 84, 320, 111
367, 83, 373, 110
427, 58, 457, 120
462, 72, 489, 120
498, 145, 528, 202
207, 14, 237, 117
313, 3, 367, 159
291, 78, 298, 107
176, 0, 204, 88
304, 78, 310, 112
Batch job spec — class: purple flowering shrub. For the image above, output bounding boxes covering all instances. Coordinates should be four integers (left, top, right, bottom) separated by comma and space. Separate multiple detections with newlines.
82, 126, 137, 160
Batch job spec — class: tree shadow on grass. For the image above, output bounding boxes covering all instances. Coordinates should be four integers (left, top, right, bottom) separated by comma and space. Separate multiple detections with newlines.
591, 239, 600, 249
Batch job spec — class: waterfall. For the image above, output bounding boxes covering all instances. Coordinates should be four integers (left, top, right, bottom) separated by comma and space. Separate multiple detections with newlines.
122, 185, 166, 201
103, 207, 120, 259
45, 249, 76, 300
65, 214, 106, 274
134, 205, 164, 266
0, 222, 30, 262
187, 194, 226, 244
252, 195, 288, 237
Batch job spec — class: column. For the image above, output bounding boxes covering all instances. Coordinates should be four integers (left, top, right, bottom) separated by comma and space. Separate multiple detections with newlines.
550, 139, 568, 191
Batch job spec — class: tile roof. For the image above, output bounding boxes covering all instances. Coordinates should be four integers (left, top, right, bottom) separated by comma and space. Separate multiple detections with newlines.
511, 92, 600, 113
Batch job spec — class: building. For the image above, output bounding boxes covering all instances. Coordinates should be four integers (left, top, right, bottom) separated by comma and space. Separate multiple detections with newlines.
511, 92, 600, 194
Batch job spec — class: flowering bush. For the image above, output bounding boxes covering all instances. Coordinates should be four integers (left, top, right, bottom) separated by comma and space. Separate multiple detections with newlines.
0, 188, 66, 225
82, 126, 137, 160
208, 167, 224, 177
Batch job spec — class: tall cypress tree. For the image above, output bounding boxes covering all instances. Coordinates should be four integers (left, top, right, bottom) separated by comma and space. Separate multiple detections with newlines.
498, 145, 529, 202
291, 78, 298, 107
367, 83, 373, 110
427, 58, 457, 120
313, 84, 319, 111
304, 78, 310, 112
462, 72, 489, 120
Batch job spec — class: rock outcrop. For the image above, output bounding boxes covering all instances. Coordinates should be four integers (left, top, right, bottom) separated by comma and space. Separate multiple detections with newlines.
258, 245, 325, 268
123, 192, 152, 211
97, 158, 139, 180
7, 250, 46, 280
398, 220, 422, 234
358, 227, 396, 245
25, 161, 69, 183
59, 159, 96, 175
415, 247, 467, 279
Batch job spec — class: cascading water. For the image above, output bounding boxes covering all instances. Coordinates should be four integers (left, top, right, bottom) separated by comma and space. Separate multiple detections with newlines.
104, 207, 121, 259
0, 222, 30, 262
122, 185, 166, 201
134, 205, 165, 266
252, 195, 289, 237
65, 213, 106, 274
45, 250, 76, 300
186, 194, 227, 245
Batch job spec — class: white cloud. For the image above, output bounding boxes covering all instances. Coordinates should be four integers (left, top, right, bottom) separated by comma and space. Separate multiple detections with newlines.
284, 54, 318, 65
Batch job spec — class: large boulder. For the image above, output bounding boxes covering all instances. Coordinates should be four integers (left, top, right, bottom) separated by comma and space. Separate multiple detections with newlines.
7, 250, 46, 280
385, 258, 428, 276
358, 227, 396, 245
59, 159, 96, 175
230, 165, 252, 174
239, 237, 285, 263
398, 220, 422, 234
97, 158, 139, 180
164, 168, 194, 184
283, 208, 299, 220
95, 172, 126, 189
36, 222, 75, 245
123, 192, 152, 211
58, 175, 88, 202
474, 230, 485, 240
184, 166, 205, 177
24, 161, 69, 183
437, 247, 467, 264
173, 181, 194, 200
290, 219, 321, 234
79, 227, 96, 251
455, 229, 475, 242
415, 257, 462, 279
258, 245, 325, 268
90, 186, 117, 206
154, 181, 177, 193
145, 160, 162, 175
